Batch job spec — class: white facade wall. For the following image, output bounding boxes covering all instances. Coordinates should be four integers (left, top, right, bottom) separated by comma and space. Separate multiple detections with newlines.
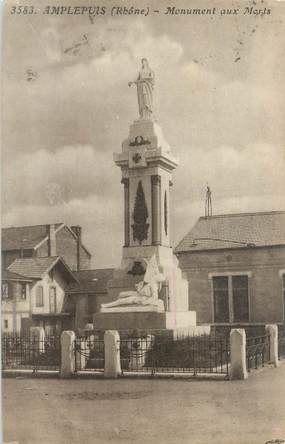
2, 282, 30, 333
2, 268, 67, 333
31, 269, 66, 315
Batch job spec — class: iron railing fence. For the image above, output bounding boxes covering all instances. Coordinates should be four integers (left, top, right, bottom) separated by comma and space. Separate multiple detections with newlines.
119, 334, 230, 376
74, 334, 105, 372
211, 324, 266, 339
1, 333, 61, 373
78, 330, 105, 339
246, 334, 270, 372
120, 336, 154, 374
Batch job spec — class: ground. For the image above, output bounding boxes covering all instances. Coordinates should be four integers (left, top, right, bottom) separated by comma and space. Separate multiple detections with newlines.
2, 363, 285, 444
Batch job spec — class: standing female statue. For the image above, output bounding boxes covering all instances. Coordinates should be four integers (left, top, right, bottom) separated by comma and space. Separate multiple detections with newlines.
128, 58, 154, 119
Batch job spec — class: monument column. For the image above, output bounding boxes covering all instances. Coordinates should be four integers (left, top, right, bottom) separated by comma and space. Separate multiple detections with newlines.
95, 58, 197, 331
121, 178, 130, 247
151, 175, 161, 246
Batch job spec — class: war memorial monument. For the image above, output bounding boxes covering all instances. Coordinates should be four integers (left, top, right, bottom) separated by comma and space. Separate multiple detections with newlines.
93, 59, 197, 334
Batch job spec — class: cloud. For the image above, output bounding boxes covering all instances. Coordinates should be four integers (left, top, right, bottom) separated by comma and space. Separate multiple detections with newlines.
4, 17, 284, 159
171, 141, 285, 245
173, 191, 285, 248
2, 193, 124, 268
3, 139, 284, 267
174, 142, 285, 203
3, 144, 121, 210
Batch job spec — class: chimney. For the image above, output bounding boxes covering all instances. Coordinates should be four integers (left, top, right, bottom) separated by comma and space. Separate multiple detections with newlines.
71, 225, 82, 271
47, 224, 57, 256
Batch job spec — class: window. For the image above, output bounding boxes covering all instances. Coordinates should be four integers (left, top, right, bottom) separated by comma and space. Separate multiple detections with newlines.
23, 249, 33, 257
35, 286, 44, 307
21, 284, 27, 300
232, 276, 249, 322
49, 287, 57, 313
2, 283, 9, 299
213, 277, 230, 322
212, 275, 249, 323
4, 320, 8, 329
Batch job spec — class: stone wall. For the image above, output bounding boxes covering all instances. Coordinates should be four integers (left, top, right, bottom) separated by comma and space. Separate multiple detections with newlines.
177, 246, 285, 325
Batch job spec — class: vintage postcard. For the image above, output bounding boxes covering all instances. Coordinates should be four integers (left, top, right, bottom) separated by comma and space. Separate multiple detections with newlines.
1, 0, 285, 443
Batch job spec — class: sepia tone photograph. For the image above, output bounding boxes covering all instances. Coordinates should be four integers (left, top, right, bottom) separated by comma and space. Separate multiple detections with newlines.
1, 0, 285, 443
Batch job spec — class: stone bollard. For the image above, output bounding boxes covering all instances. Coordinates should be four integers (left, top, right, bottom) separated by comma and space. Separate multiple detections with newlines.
265, 324, 279, 368
60, 331, 75, 378
104, 330, 121, 378
30, 326, 45, 353
230, 329, 248, 380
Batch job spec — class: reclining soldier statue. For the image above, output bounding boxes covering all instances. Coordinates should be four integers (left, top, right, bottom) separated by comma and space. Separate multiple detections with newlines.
101, 255, 165, 310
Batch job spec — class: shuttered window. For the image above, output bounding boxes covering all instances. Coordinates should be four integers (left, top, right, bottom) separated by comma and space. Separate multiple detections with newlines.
232, 276, 249, 322
213, 277, 229, 322
21, 284, 27, 300
2, 283, 9, 299
213, 275, 249, 323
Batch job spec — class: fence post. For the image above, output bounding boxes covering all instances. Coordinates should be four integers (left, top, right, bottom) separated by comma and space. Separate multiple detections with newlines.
265, 324, 279, 368
76, 340, 88, 370
230, 329, 248, 380
60, 331, 75, 378
104, 330, 121, 378
30, 327, 45, 353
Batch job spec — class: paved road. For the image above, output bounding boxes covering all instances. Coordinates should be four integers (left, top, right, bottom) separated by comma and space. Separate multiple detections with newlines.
2, 363, 285, 444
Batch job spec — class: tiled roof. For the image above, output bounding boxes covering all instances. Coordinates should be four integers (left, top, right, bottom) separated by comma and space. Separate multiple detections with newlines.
2, 270, 33, 282
2, 223, 91, 257
2, 224, 62, 250
174, 211, 285, 253
67, 268, 114, 294
7, 256, 74, 280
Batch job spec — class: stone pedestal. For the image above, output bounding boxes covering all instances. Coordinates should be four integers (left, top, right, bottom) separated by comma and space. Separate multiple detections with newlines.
94, 309, 196, 331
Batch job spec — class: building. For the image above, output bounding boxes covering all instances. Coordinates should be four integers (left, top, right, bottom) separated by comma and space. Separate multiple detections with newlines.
1, 223, 91, 333
2, 270, 33, 332
2, 223, 91, 272
2, 257, 77, 334
67, 268, 114, 332
174, 211, 285, 329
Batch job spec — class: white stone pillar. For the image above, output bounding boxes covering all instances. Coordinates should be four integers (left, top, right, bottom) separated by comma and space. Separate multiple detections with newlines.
230, 329, 248, 380
30, 326, 45, 353
151, 175, 161, 246
104, 330, 121, 378
122, 178, 130, 247
266, 324, 279, 368
60, 331, 75, 378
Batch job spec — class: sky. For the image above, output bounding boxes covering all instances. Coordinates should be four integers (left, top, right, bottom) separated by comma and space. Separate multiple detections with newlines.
2, 0, 285, 267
